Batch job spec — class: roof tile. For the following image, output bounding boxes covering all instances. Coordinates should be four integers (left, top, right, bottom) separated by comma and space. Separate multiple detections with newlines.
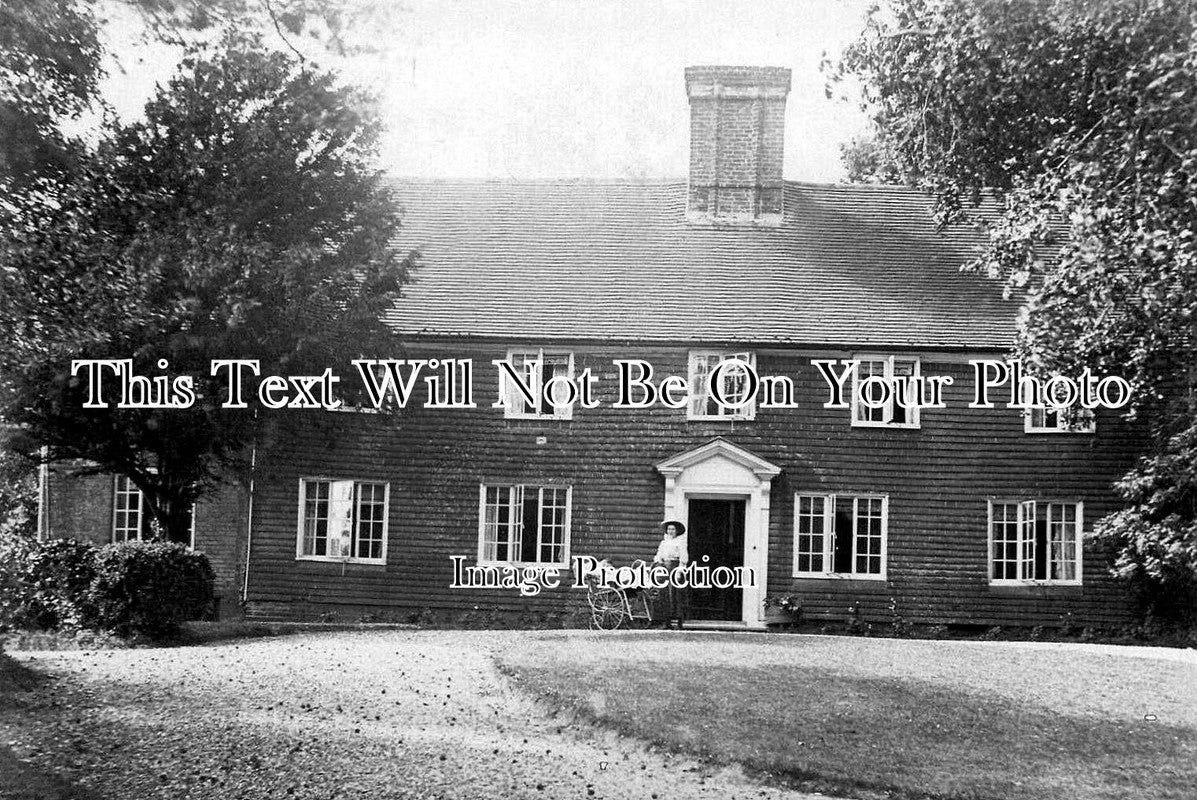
385, 180, 1018, 349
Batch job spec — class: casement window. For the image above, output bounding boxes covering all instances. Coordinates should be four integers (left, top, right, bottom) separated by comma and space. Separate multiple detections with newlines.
792, 493, 887, 579
499, 349, 575, 419
113, 475, 149, 542
1025, 406, 1096, 434
112, 475, 195, 547
688, 351, 756, 420
297, 478, 389, 563
988, 500, 1082, 584
478, 484, 571, 565
852, 355, 920, 428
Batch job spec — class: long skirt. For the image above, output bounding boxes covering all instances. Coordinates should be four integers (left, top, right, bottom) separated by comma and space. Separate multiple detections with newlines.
650, 559, 689, 624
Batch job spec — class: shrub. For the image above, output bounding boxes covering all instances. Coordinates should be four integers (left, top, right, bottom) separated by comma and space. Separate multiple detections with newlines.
0, 537, 96, 631
87, 540, 214, 639
887, 596, 909, 637
845, 603, 864, 634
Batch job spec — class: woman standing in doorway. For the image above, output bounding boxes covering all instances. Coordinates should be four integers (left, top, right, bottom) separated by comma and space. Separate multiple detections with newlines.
652, 519, 689, 629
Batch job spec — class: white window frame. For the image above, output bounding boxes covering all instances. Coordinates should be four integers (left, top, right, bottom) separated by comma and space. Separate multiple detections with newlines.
334, 359, 387, 414
987, 499, 1083, 585
112, 475, 145, 542
112, 474, 196, 547
791, 492, 888, 580
687, 350, 757, 421
851, 355, 921, 429
1024, 406, 1096, 434
295, 478, 390, 564
477, 483, 572, 567
498, 348, 575, 420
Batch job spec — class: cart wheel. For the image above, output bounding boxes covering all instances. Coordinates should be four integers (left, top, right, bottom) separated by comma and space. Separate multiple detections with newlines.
589, 588, 626, 630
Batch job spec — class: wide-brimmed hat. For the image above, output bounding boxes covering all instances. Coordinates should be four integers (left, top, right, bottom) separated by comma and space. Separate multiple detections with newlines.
659, 519, 686, 535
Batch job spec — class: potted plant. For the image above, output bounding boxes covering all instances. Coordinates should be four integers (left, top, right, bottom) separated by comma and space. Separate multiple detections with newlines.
763, 594, 801, 628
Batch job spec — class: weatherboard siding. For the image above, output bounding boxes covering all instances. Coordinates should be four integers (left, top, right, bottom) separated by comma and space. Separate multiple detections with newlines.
241, 342, 1142, 627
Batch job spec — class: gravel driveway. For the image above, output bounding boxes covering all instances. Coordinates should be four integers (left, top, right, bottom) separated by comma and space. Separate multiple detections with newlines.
0, 630, 834, 800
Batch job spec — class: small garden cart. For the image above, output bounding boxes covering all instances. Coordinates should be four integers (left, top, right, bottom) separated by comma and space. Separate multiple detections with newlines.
582, 559, 658, 630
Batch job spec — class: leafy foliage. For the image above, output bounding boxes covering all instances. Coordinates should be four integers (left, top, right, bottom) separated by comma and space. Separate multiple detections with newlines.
0, 29, 412, 540
0, 446, 38, 541
835, 0, 1197, 616
1, 536, 216, 639
87, 539, 215, 638
0, 0, 396, 185
836, 0, 1196, 400
1093, 425, 1197, 620
0, 537, 97, 631
0, 0, 101, 182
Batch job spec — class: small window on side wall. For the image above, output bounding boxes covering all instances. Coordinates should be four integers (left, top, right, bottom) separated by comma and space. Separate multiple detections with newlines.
1025, 406, 1096, 434
112, 475, 195, 547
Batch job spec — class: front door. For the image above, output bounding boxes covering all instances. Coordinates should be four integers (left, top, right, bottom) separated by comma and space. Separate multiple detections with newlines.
686, 498, 746, 620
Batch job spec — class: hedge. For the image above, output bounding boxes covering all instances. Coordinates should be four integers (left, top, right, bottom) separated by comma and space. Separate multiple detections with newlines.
0, 536, 215, 639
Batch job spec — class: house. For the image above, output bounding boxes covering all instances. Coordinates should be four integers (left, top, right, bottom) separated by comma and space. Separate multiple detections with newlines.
39, 66, 1145, 628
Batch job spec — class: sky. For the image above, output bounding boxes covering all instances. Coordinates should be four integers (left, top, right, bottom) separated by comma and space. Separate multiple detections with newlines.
97, 0, 875, 182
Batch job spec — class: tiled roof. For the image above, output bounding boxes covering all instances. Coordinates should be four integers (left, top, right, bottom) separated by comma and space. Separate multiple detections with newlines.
384, 180, 1019, 349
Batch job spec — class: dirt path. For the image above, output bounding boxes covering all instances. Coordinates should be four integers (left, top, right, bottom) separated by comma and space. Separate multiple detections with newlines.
0, 630, 833, 800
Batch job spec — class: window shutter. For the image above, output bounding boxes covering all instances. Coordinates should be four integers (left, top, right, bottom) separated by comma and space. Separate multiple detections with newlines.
328, 480, 355, 559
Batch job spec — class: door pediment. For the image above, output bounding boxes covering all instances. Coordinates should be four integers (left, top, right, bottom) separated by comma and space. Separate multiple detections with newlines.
655, 437, 782, 485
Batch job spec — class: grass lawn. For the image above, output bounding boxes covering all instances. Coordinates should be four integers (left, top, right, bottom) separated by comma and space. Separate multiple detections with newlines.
497, 632, 1197, 800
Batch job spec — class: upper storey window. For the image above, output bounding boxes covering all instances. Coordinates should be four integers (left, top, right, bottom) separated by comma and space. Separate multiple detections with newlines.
852, 356, 920, 428
688, 351, 756, 421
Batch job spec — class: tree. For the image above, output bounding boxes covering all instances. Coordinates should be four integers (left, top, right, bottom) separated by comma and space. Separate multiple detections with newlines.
0, 0, 102, 182
0, 0, 401, 185
0, 31, 411, 542
834, 0, 1197, 618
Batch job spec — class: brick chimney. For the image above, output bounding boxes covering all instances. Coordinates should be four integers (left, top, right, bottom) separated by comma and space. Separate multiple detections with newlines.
685, 66, 791, 225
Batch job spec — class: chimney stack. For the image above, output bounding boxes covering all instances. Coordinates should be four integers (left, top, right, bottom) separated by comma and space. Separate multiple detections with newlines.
685, 66, 791, 225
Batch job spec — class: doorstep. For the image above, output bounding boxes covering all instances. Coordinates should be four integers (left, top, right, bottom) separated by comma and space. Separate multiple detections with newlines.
681, 619, 763, 632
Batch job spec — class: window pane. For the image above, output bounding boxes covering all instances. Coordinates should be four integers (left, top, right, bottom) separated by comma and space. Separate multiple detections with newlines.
520, 490, 539, 562
1047, 502, 1078, 580
539, 487, 569, 563
689, 354, 714, 416
355, 483, 387, 560
795, 495, 826, 572
690, 353, 753, 418
519, 355, 539, 414
1033, 514, 1048, 580
482, 485, 514, 561
854, 497, 884, 575
303, 480, 330, 556
855, 360, 887, 423
114, 476, 142, 542
832, 501, 854, 573
328, 480, 355, 558
891, 359, 917, 425
990, 502, 1019, 579
716, 353, 753, 417
1019, 500, 1036, 579
543, 354, 572, 416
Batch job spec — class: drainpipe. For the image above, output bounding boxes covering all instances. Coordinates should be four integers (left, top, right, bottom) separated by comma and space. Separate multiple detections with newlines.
241, 440, 257, 605
37, 445, 49, 540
